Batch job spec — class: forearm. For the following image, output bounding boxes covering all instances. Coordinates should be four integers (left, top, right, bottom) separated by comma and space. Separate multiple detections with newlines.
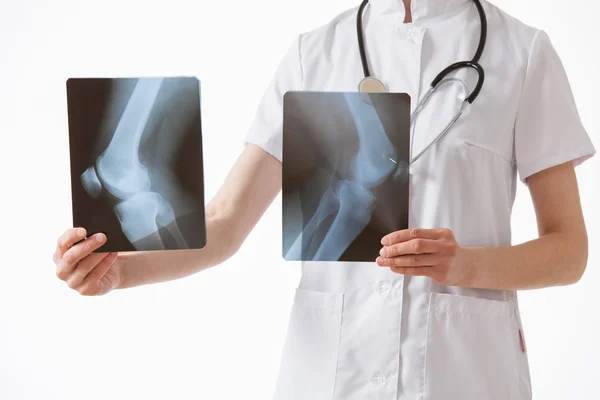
377, 164, 589, 289
457, 230, 588, 290
116, 205, 241, 289
114, 145, 282, 289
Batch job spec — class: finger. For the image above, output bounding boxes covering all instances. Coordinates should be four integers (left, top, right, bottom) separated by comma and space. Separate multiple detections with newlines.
64, 252, 109, 289
376, 254, 444, 268
390, 266, 436, 276
58, 233, 107, 276
81, 252, 118, 287
55, 228, 88, 261
77, 253, 119, 295
380, 239, 441, 257
382, 228, 452, 245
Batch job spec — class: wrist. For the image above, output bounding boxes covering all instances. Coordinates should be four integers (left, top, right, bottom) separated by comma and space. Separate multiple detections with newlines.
453, 247, 479, 287
115, 253, 130, 290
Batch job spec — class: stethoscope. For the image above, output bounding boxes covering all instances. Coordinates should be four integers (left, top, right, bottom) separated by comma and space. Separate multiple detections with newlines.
356, 0, 487, 166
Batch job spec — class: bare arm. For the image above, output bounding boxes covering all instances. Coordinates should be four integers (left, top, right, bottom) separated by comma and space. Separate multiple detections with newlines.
117, 144, 282, 288
377, 161, 589, 290
53, 144, 281, 296
457, 161, 589, 290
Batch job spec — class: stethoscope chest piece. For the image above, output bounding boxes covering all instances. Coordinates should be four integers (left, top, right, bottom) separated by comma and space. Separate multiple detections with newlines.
358, 77, 386, 94
359, 77, 386, 104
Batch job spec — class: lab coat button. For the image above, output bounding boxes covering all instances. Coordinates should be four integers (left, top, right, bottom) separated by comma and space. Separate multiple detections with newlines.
371, 374, 387, 386
378, 283, 390, 295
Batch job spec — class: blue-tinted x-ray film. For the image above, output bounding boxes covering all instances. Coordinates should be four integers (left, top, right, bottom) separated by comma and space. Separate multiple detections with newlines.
282, 91, 411, 262
66, 77, 206, 252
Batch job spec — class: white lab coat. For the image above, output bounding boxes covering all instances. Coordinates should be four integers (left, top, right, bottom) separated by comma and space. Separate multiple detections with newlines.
245, 0, 596, 399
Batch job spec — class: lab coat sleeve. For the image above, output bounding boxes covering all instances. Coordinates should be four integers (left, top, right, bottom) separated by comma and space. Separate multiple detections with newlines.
514, 29, 595, 184
243, 35, 304, 162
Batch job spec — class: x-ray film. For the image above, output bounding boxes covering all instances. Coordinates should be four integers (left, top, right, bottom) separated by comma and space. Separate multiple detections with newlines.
282, 91, 410, 262
66, 77, 206, 252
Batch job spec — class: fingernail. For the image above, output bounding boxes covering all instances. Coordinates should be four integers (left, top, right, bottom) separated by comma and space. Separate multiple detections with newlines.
77, 228, 86, 237
381, 237, 389, 245
379, 248, 387, 256
96, 233, 106, 243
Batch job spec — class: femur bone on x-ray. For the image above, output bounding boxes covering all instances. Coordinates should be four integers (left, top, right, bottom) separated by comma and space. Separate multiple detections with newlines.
282, 91, 411, 262
66, 77, 206, 252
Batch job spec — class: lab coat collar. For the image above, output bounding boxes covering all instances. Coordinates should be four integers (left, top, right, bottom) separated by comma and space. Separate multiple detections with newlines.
369, 0, 470, 21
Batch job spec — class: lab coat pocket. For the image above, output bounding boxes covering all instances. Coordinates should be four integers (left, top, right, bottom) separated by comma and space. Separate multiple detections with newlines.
423, 293, 523, 400
272, 288, 343, 400
463, 139, 513, 165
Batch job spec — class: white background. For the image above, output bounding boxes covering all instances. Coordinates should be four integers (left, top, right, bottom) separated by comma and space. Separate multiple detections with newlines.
0, 0, 598, 399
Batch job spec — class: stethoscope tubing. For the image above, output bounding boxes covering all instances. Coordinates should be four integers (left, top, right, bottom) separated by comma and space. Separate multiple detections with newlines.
356, 0, 488, 165
357, 0, 487, 103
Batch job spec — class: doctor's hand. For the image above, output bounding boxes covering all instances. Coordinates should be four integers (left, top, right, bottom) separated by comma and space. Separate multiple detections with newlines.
376, 228, 464, 286
53, 228, 120, 296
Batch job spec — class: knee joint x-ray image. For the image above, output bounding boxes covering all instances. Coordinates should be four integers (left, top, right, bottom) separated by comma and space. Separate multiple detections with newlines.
282, 91, 411, 262
66, 77, 206, 252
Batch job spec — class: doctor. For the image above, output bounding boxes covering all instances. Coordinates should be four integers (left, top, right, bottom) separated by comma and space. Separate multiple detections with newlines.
53, 0, 595, 399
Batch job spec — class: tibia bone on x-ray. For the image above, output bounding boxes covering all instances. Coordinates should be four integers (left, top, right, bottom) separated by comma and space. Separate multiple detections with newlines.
80, 77, 193, 250
313, 180, 375, 259
284, 93, 399, 260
